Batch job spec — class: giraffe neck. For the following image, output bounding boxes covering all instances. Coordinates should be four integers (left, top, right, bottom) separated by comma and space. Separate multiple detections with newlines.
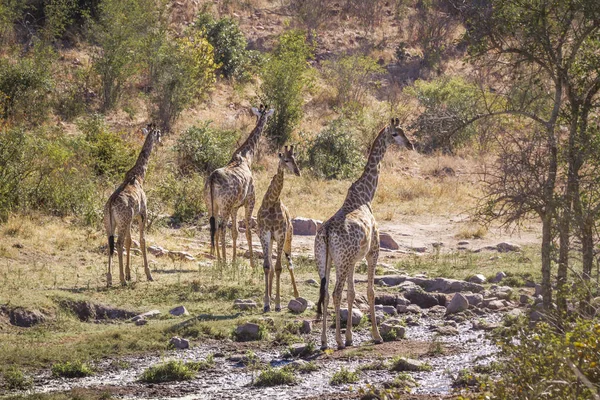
231, 116, 268, 166
263, 164, 285, 205
125, 132, 155, 183
342, 127, 389, 211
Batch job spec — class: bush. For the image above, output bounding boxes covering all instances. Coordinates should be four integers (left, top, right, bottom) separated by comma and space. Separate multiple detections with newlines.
254, 367, 296, 387
139, 361, 195, 383
302, 118, 363, 179
51, 361, 94, 378
195, 12, 253, 80
3, 366, 32, 390
154, 170, 206, 224
287, 0, 330, 32
176, 122, 239, 175
260, 30, 314, 147
330, 367, 359, 385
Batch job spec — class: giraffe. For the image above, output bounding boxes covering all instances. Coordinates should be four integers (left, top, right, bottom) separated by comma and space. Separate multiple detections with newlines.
104, 123, 162, 287
314, 118, 414, 350
257, 145, 301, 312
205, 105, 274, 268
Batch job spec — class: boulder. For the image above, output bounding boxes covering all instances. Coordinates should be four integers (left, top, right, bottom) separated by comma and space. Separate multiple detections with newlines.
168, 251, 195, 262
292, 218, 321, 236
403, 288, 445, 308
405, 304, 423, 314
379, 232, 400, 250
375, 304, 398, 316
519, 294, 532, 304
496, 242, 521, 252
486, 300, 505, 310
299, 320, 312, 334
392, 358, 427, 372
375, 294, 401, 306
374, 275, 408, 287
288, 298, 307, 314
379, 321, 406, 339
234, 299, 257, 310
489, 271, 506, 283
169, 336, 190, 349
147, 245, 169, 257
339, 308, 363, 326
534, 284, 543, 297
429, 305, 447, 314
489, 286, 513, 300
446, 293, 469, 314
169, 305, 189, 316
234, 322, 262, 341
289, 343, 312, 357
9, 308, 48, 327
132, 309, 161, 322
423, 278, 484, 294
464, 293, 483, 306
468, 274, 487, 284
434, 325, 459, 336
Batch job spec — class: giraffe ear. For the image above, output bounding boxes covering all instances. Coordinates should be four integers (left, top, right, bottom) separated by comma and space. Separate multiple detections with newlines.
278, 152, 283, 159
265, 109, 274, 117
142, 128, 149, 135
251, 107, 261, 117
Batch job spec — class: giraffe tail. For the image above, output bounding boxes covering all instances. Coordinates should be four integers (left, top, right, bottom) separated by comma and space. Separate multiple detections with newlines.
107, 201, 116, 255
209, 174, 216, 252
316, 226, 330, 317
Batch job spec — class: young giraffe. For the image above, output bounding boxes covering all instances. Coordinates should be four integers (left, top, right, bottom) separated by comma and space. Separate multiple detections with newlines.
315, 118, 414, 350
104, 123, 162, 287
205, 105, 274, 268
257, 145, 301, 312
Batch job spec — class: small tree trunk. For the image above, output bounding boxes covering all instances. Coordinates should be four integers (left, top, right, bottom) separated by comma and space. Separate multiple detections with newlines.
541, 212, 554, 309
557, 209, 569, 313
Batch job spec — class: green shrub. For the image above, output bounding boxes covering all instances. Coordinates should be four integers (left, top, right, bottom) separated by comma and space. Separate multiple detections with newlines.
260, 30, 314, 147
254, 367, 296, 387
187, 354, 215, 371
3, 366, 32, 390
176, 122, 239, 175
302, 118, 363, 179
139, 360, 195, 383
195, 12, 253, 80
51, 361, 94, 378
330, 367, 359, 385
154, 171, 205, 224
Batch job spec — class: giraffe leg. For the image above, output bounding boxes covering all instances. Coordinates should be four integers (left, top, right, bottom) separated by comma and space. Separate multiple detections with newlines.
231, 209, 239, 264
125, 232, 132, 282
284, 225, 299, 298
259, 229, 272, 312
315, 233, 331, 350
140, 215, 153, 282
220, 211, 229, 265
267, 233, 274, 300
245, 190, 256, 268
274, 235, 285, 312
116, 229, 126, 286
345, 268, 356, 347
320, 279, 330, 350
332, 268, 348, 350
107, 237, 114, 287
366, 237, 383, 344
214, 216, 221, 262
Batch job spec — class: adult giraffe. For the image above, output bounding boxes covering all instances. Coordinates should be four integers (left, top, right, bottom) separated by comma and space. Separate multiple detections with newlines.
205, 105, 274, 267
315, 118, 414, 350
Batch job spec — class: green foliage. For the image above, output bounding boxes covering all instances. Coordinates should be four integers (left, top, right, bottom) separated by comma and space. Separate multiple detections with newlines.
389, 357, 432, 372
260, 30, 314, 147
254, 367, 296, 387
139, 360, 195, 383
2, 366, 32, 390
322, 54, 384, 110
330, 367, 359, 385
484, 318, 600, 399
407, 77, 485, 152
154, 170, 206, 224
301, 118, 363, 179
51, 360, 94, 378
150, 31, 218, 132
176, 122, 239, 175
195, 12, 253, 80
187, 354, 215, 371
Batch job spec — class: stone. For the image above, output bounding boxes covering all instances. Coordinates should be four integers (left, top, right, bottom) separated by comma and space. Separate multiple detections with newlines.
234, 322, 262, 341
375, 304, 398, 316
392, 358, 427, 372
379, 232, 400, 250
519, 294, 532, 304
375, 294, 401, 306
530, 310, 544, 322
169, 305, 189, 316
403, 287, 445, 308
405, 304, 423, 314
534, 284, 543, 297
9, 308, 48, 327
305, 278, 318, 285
489, 271, 506, 283
423, 278, 484, 294
170, 336, 190, 349
464, 293, 483, 306
472, 320, 499, 331
429, 305, 447, 313
496, 242, 521, 252
468, 274, 487, 284
339, 308, 363, 326
287, 359, 309, 369
168, 251, 195, 262
489, 285, 513, 300
397, 305, 408, 313
135, 318, 147, 326
379, 321, 406, 339
487, 300, 505, 310
132, 309, 161, 321
457, 241, 470, 245
446, 293, 469, 314
434, 325, 459, 336
147, 245, 169, 257
299, 320, 312, 334
289, 343, 311, 357
292, 217, 322, 236
288, 299, 307, 314
234, 299, 257, 310
374, 275, 408, 286
369, 311, 385, 325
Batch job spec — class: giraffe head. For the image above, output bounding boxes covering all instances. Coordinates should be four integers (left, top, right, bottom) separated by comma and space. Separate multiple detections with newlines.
142, 123, 162, 145
387, 118, 414, 150
251, 104, 275, 121
278, 145, 301, 176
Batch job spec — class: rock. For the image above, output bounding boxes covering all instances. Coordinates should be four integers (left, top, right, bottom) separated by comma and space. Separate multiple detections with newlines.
534, 284, 543, 297
472, 320, 499, 331
489, 286, 513, 300
234, 322, 262, 341
379, 232, 400, 250
60, 300, 137, 321
135, 318, 147, 326
429, 305, 447, 314
405, 304, 423, 314
457, 241, 470, 245
148, 245, 169, 257
411, 246, 428, 253
234, 299, 257, 310
289, 343, 311, 357
530, 310, 544, 322
375, 294, 401, 306
487, 300, 505, 310
392, 358, 427, 372
468, 274, 487, 284
397, 305, 408, 313
464, 293, 483, 306
374, 275, 408, 286
403, 287, 445, 308
132, 309, 161, 321
169, 306, 189, 316
519, 294, 532, 304
434, 325, 459, 336
496, 242, 521, 252
507, 308, 524, 319
292, 217, 322, 236
287, 359, 310, 369
305, 278, 318, 285
446, 293, 469, 314
369, 311, 385, 325
397, 281, 421, 292
288, 298, 307, 314
170, 336, 190, 349
299, 320, 312, 334
423, 278, 484, 294
9, 308, 48, 327
489, 271, 506, 283
379, 321, 406, 339
375, 304, 398, 316
168, 251, 195, 262
339, 308, 363, 326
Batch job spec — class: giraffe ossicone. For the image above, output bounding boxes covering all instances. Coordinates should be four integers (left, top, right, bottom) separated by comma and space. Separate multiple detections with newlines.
314, 118, 414, 350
